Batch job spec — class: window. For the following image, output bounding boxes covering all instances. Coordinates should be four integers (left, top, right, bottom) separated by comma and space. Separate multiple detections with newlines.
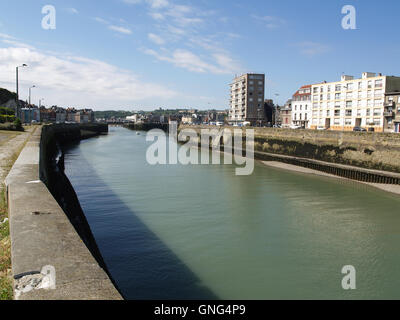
335, 93, 341, 100
345, 109, 352, 116
358, 82, 362, 90
373, 108, 381, 116
313, 95, 318, 101
313, 87, 318, 93
258, 81, 263, 85
375, 79, 383, 88
366, 108, 371, 116
327, 110, 330, 116
320, 87, 324, 93
327, 86, 331, 92
334, 119, 340, 125
334, 110, 340, 116
313, 103, 318, 109
327, 93, 331, 100
373, 118, 381, 125
346, 101, 352, 108
345, 119, 352, 125
335, 85, 341, 91
320, 94, 323, 100
368, 81, 372, 89
347, 83, 354, 91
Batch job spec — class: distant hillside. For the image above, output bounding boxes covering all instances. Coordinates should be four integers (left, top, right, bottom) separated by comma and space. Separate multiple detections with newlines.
0, 88, 17, 105
94, 110, 134, 120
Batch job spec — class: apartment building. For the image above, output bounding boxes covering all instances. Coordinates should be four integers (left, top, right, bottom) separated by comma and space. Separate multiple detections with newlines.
384, 92, 400, 133
309, 73, 400, 132
229, 73, 265, 125
291, 85, 312, 128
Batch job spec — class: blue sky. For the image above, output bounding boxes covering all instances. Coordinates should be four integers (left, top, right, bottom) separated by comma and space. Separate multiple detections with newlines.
0, 0, 400, 110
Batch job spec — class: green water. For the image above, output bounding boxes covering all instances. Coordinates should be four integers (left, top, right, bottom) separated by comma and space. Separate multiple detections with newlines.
65, 126, 400, 299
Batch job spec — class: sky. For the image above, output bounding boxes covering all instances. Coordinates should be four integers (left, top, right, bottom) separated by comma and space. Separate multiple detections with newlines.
0, 0, 400, 111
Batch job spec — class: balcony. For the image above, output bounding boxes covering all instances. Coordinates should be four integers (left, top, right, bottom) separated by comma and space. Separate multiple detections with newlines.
383, 111, 394, 117
384, 101, 394, 107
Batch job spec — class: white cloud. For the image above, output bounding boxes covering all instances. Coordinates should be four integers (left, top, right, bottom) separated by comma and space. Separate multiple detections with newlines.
93, 17, 109, 24
252, 15, 286, 29
148, 33, 165, 45
66, 8, 79, 14
295, 41, 330, 56
122, 0, 142, 4
146, 0, 169, 9
149, 12, 164, 20
144, 48, 241, 74
108, 25, 132, 35
0, 34, 176, 109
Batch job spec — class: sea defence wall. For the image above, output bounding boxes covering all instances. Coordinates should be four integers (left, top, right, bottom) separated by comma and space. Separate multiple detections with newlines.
179, 125, 400, 185
5, 124, 122, 300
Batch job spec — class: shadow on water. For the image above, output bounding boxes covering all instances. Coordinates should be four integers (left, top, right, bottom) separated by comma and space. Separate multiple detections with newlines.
63, 141, 218, 300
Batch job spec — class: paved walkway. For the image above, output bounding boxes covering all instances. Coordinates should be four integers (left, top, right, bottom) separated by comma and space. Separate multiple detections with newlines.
0, 127, 37, 187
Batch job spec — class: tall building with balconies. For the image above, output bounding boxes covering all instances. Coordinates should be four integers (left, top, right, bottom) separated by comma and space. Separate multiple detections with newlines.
384, 91, 400, 133
229, 73, 265, 125
310, 72, 400, 132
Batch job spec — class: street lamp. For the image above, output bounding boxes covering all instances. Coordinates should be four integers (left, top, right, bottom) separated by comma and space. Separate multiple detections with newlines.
16, 64, 28, 118
29, 85, 36, 106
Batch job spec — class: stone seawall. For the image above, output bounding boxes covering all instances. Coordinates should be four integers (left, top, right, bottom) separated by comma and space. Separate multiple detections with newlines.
180, 125, 400, 174
5, 124, 122, 300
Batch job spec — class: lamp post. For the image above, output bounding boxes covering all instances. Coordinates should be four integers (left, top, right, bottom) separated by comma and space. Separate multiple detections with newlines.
29, 85, 36, 106
16, 64, 27, 118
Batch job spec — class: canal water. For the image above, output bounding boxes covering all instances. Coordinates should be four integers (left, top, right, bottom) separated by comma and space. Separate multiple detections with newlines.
64, 126, 400, 299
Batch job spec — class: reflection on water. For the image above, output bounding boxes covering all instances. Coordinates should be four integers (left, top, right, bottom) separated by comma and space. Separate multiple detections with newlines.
65, 127, 400, 300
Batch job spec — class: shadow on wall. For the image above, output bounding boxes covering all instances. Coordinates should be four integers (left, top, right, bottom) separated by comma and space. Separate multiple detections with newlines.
63, 142, 218, 300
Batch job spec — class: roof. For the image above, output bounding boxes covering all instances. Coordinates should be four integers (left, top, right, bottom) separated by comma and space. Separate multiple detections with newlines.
293, 84, 312, 97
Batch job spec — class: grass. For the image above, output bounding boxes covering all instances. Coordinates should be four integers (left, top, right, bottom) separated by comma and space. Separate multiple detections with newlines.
0, 187, 12, 300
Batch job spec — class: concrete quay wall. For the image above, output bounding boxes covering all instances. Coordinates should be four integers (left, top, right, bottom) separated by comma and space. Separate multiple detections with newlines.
5, 124, 122, 300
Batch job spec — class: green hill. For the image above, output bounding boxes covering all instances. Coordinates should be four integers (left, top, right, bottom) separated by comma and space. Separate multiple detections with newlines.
0, 88, 17, 105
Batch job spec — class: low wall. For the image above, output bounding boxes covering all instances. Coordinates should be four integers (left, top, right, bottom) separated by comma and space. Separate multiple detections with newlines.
5, 124, 122, 300
180, 125, 400, 174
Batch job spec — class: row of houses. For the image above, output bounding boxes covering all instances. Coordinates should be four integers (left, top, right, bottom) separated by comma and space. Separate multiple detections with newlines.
229, 72, 400, 133
126, 110, 227, 125
20, 106, 95, 124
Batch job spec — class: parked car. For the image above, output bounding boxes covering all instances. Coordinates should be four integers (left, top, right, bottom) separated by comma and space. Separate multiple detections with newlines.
353, 126, 367, 132
316, 126, 327, 131
290, 124, 302, 130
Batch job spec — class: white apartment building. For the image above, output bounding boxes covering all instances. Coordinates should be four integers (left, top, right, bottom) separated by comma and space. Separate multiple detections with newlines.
310, 72, 400, 132
229, 73, 265, 125
291, 85, 312, 128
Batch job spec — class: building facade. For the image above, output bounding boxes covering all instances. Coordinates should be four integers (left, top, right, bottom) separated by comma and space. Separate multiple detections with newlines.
291, 85, 312, 128
281, 100, 292, 128
309, 73, 400, 132
229, 73, 265, 125
384, 92, 400, 133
